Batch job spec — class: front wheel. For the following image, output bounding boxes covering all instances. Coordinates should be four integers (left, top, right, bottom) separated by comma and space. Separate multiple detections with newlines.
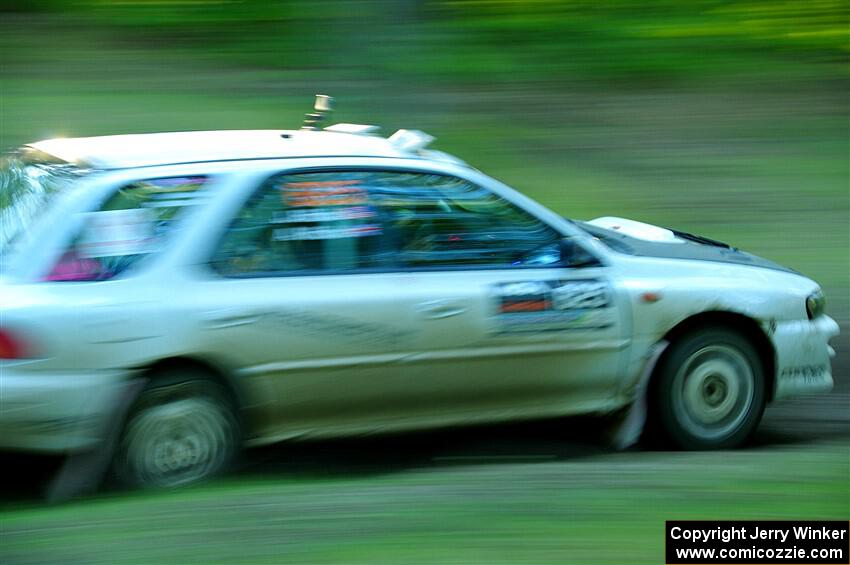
652, 328, 766, 449
114, 374, 239, 489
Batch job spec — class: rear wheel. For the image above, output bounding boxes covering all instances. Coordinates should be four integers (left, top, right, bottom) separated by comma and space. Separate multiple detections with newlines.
652, 328, 766, 449
114, 372, 239, 489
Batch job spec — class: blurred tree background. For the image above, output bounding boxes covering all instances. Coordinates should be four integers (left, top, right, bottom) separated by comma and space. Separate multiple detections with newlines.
1, 0, 848, 314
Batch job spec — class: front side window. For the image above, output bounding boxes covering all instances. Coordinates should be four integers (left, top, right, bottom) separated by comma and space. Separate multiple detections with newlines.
45, 176, 211, 281
374, 172, 561, 268
211, 170, 563, 277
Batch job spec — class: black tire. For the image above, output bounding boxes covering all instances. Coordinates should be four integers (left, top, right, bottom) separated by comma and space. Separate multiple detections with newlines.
651, 328, 766, 450
113, 371, 239, 489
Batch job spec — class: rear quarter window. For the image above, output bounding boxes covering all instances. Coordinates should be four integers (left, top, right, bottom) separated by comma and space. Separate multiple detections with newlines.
45, 176, 211, 281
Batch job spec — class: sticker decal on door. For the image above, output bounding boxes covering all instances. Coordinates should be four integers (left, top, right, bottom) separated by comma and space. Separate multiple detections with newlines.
492, 279, 614, 333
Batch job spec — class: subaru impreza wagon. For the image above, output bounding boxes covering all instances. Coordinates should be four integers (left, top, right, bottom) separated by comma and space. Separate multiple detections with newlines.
0, 98, 839, 488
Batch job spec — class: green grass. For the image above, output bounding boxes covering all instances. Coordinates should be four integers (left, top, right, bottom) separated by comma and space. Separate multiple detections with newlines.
2, 443, 847, 563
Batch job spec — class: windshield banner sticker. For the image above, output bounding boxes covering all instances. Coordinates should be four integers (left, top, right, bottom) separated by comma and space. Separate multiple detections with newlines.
280, 180, 368, 207
492, 279, 614, 333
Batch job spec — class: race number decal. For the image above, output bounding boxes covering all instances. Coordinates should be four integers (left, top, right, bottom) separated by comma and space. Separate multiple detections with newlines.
551, 280, 609, 310
493, 279, 614, 333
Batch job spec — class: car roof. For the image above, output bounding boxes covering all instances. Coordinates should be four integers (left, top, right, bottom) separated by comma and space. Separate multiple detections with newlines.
26, 129, 464, 170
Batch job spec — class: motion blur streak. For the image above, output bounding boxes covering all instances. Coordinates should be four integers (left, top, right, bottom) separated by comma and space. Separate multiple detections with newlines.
1, 1, 847, 563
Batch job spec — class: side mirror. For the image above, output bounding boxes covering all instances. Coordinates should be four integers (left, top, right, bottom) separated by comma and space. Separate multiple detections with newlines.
559, 238, 601, 268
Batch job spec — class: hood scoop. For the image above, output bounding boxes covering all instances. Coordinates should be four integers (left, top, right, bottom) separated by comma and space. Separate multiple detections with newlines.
578, 216, 793, 272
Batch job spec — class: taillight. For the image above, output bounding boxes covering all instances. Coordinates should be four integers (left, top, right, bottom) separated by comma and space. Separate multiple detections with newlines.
0, 329, 30, 359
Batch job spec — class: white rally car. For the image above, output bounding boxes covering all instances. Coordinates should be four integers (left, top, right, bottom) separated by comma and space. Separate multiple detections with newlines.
0, 97, 839, 489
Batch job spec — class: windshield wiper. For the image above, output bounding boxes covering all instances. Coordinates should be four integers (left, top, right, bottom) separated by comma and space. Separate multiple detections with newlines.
669, 229, 733, 250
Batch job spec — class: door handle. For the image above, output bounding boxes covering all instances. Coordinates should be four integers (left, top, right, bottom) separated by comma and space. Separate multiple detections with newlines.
416, 300, 467, 320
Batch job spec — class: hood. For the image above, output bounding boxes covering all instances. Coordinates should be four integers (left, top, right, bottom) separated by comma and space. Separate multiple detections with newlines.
578, 216, 796, 274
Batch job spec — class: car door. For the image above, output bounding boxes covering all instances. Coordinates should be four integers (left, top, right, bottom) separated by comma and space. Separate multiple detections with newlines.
199, 170, 428, 437
368, 171, 630, 423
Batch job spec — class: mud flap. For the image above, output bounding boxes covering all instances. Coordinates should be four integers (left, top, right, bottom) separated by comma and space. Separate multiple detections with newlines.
46, 378, 148, 503
608, 341, 668, 450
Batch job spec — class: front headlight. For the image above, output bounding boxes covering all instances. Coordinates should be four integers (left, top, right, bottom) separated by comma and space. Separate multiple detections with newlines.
806, 289, 826, 319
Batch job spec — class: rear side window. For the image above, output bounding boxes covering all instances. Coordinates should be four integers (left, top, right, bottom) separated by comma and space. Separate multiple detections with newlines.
211, 170, 562, 276
211, 172, 393, 275
45, 176, 210, 281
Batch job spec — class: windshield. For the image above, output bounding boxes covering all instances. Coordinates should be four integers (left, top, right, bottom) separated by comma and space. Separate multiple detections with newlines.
0, 149, 91, 253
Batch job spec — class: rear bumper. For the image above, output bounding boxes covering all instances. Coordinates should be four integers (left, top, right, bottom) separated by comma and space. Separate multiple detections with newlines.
771, 315, 840, 401
0, 365, 133, 453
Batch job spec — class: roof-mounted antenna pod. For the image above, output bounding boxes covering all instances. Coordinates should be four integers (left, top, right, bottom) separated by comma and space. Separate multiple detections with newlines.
387, 129, 435, 152
302, 94, 334, 130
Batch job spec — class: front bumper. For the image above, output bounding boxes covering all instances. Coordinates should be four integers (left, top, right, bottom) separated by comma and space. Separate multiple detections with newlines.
0, 365, 132, 453
771, 315, 840, 401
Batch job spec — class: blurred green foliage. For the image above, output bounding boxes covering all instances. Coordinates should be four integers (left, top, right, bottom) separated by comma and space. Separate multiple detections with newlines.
0, 0, 847, 308
2, 0, 848, 81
